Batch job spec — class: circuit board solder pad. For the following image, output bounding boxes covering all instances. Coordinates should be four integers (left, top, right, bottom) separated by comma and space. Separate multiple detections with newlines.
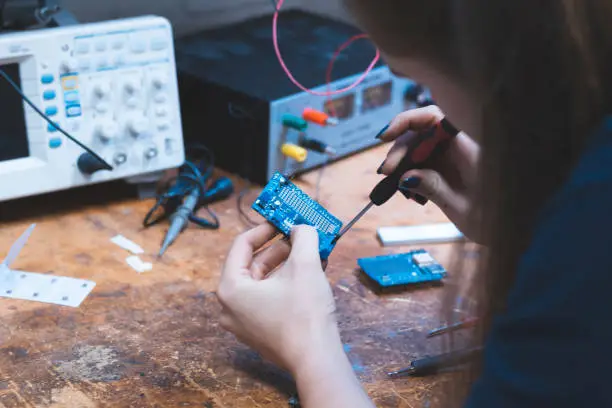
252, 172, 343, 260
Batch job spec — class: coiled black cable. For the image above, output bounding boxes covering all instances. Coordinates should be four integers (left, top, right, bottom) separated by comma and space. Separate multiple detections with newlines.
143, 145, 220, 229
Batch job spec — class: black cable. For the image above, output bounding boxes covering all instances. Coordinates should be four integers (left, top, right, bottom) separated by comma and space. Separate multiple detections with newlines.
0, 68, 113, 170
315, 159, 328, 202
143, 145, 222, 230
237, 184, 259, 227
0, 0, 8, 31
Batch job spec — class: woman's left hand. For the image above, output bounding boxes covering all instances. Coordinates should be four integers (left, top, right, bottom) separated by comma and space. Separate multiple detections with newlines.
217, 223, 342, 376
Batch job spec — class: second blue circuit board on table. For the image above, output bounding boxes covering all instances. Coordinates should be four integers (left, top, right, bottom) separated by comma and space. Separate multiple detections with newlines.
358, 250, 447, 288
252, 172, 343, 260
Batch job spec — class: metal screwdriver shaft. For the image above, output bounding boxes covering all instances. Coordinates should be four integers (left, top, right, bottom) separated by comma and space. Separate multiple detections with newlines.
333, 202, 374, 243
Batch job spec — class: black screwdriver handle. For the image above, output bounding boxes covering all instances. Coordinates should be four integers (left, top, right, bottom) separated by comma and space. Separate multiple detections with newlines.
369, 118, 460, 206
408, 347, 481, 377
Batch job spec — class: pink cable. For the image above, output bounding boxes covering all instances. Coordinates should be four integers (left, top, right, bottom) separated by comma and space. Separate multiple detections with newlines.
325, 33, 370, 117
272, 0, 380, 97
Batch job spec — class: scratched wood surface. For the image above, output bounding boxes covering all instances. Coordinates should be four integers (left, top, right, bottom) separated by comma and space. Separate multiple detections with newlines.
0, 145, 466, 408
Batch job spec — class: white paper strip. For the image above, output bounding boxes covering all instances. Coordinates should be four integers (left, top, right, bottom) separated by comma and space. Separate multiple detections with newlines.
126, 256, 153, 273
110, 235, 144, 255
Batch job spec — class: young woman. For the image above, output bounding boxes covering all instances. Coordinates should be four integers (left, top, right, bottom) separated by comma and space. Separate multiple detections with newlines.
217, 1, 612, 406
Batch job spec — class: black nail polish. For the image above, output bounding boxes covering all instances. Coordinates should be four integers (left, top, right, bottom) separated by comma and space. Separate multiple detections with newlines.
400, 177, 421, 189
399, 189, 412, 200
414, 194, 429, 206
376, 161, 386, 174
375, 124, 390, 139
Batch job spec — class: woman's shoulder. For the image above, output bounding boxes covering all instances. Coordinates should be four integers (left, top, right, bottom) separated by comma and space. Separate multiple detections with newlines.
538, 115, 612, 223
464, 116, 612, 408
565, 115, 612, 189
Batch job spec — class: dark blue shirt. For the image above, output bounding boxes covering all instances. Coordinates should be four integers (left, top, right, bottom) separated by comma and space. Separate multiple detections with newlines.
465, 117, 612, 407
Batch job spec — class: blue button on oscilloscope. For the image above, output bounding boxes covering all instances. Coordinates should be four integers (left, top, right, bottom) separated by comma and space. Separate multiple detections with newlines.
43, 90, 56, 100
45, 106, 58, 116
47, 122, 59, 132
41, 74, 54, 84
64, 91, 79, 103
49, 138, 62, 148
66, 105, 82, 117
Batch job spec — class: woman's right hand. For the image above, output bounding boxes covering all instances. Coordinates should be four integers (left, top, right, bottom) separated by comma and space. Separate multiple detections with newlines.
377, 105, 482, 242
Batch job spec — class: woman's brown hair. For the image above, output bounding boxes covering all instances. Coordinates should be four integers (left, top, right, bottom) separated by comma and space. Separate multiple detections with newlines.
346, 0, 612, 405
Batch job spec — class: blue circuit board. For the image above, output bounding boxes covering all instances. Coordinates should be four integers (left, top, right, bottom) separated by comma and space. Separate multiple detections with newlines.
252, 172, 343, 260
358, 250, 447, 288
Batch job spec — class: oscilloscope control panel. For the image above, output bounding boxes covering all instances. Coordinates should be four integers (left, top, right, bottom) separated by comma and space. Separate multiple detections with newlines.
0, 15, 185, 201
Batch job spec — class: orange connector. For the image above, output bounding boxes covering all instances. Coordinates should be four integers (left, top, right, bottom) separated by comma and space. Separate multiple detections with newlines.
302, 108, 339, 127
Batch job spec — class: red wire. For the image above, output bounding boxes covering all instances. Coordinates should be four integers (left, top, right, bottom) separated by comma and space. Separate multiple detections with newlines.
324, 33, 371, 118
272, 0, 380, 98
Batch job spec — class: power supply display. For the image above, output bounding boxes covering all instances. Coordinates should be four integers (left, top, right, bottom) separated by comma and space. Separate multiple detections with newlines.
176, 10, 422, 184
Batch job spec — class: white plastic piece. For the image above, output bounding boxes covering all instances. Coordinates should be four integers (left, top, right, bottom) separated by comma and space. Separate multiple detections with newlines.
377, 223, 464, 246
0, 224, 96, 308
412, 252, 435, 266
110, 235, 144, 254
126, 256, 153, 273
4, 224, 35, 266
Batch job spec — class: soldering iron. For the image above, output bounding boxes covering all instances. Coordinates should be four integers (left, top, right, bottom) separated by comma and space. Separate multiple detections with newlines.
334, 118, 461, 242
143, 147, 234, 256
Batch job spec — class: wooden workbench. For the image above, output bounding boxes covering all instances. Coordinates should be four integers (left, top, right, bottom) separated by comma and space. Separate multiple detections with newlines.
0, 146, 464, 407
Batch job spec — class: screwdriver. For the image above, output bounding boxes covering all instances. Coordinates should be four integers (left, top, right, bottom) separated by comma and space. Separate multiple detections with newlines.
427, 317, 480, 338
387, 347, 482, 378
334, 117, 460, 243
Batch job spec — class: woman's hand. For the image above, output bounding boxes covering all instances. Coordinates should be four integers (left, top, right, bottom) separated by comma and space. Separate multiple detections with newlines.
217, 223, 341, 374
218, 224, 374, 408
378, 105, 482, 242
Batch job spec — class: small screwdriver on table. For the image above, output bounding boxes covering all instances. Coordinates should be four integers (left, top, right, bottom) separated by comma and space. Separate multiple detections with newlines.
427, 317, 480, 338
387, 347, 482, 378
333, 117, 461, 243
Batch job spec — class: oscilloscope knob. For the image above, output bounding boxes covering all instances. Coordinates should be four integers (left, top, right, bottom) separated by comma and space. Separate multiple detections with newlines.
151, 73, 168, 90
123, 79, 141, 95
127, 115, 148, 137
95, 121, 119, 142
60, 59, 78, 74
93, 81, 111, 98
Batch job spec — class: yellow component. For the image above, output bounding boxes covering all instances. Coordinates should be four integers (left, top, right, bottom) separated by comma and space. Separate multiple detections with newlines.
281, 143, 308, 162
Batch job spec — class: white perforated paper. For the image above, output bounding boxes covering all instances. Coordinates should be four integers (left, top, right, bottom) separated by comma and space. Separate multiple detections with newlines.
0, 268, 95, 307
1, 224, 96, 307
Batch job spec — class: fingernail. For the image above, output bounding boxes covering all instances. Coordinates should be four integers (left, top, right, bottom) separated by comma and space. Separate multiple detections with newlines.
413, 194, 429, 206
399, 189, 412, 200
400, 177, 421, 189
375, 124, 390, 139
376, 160, 386, 174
